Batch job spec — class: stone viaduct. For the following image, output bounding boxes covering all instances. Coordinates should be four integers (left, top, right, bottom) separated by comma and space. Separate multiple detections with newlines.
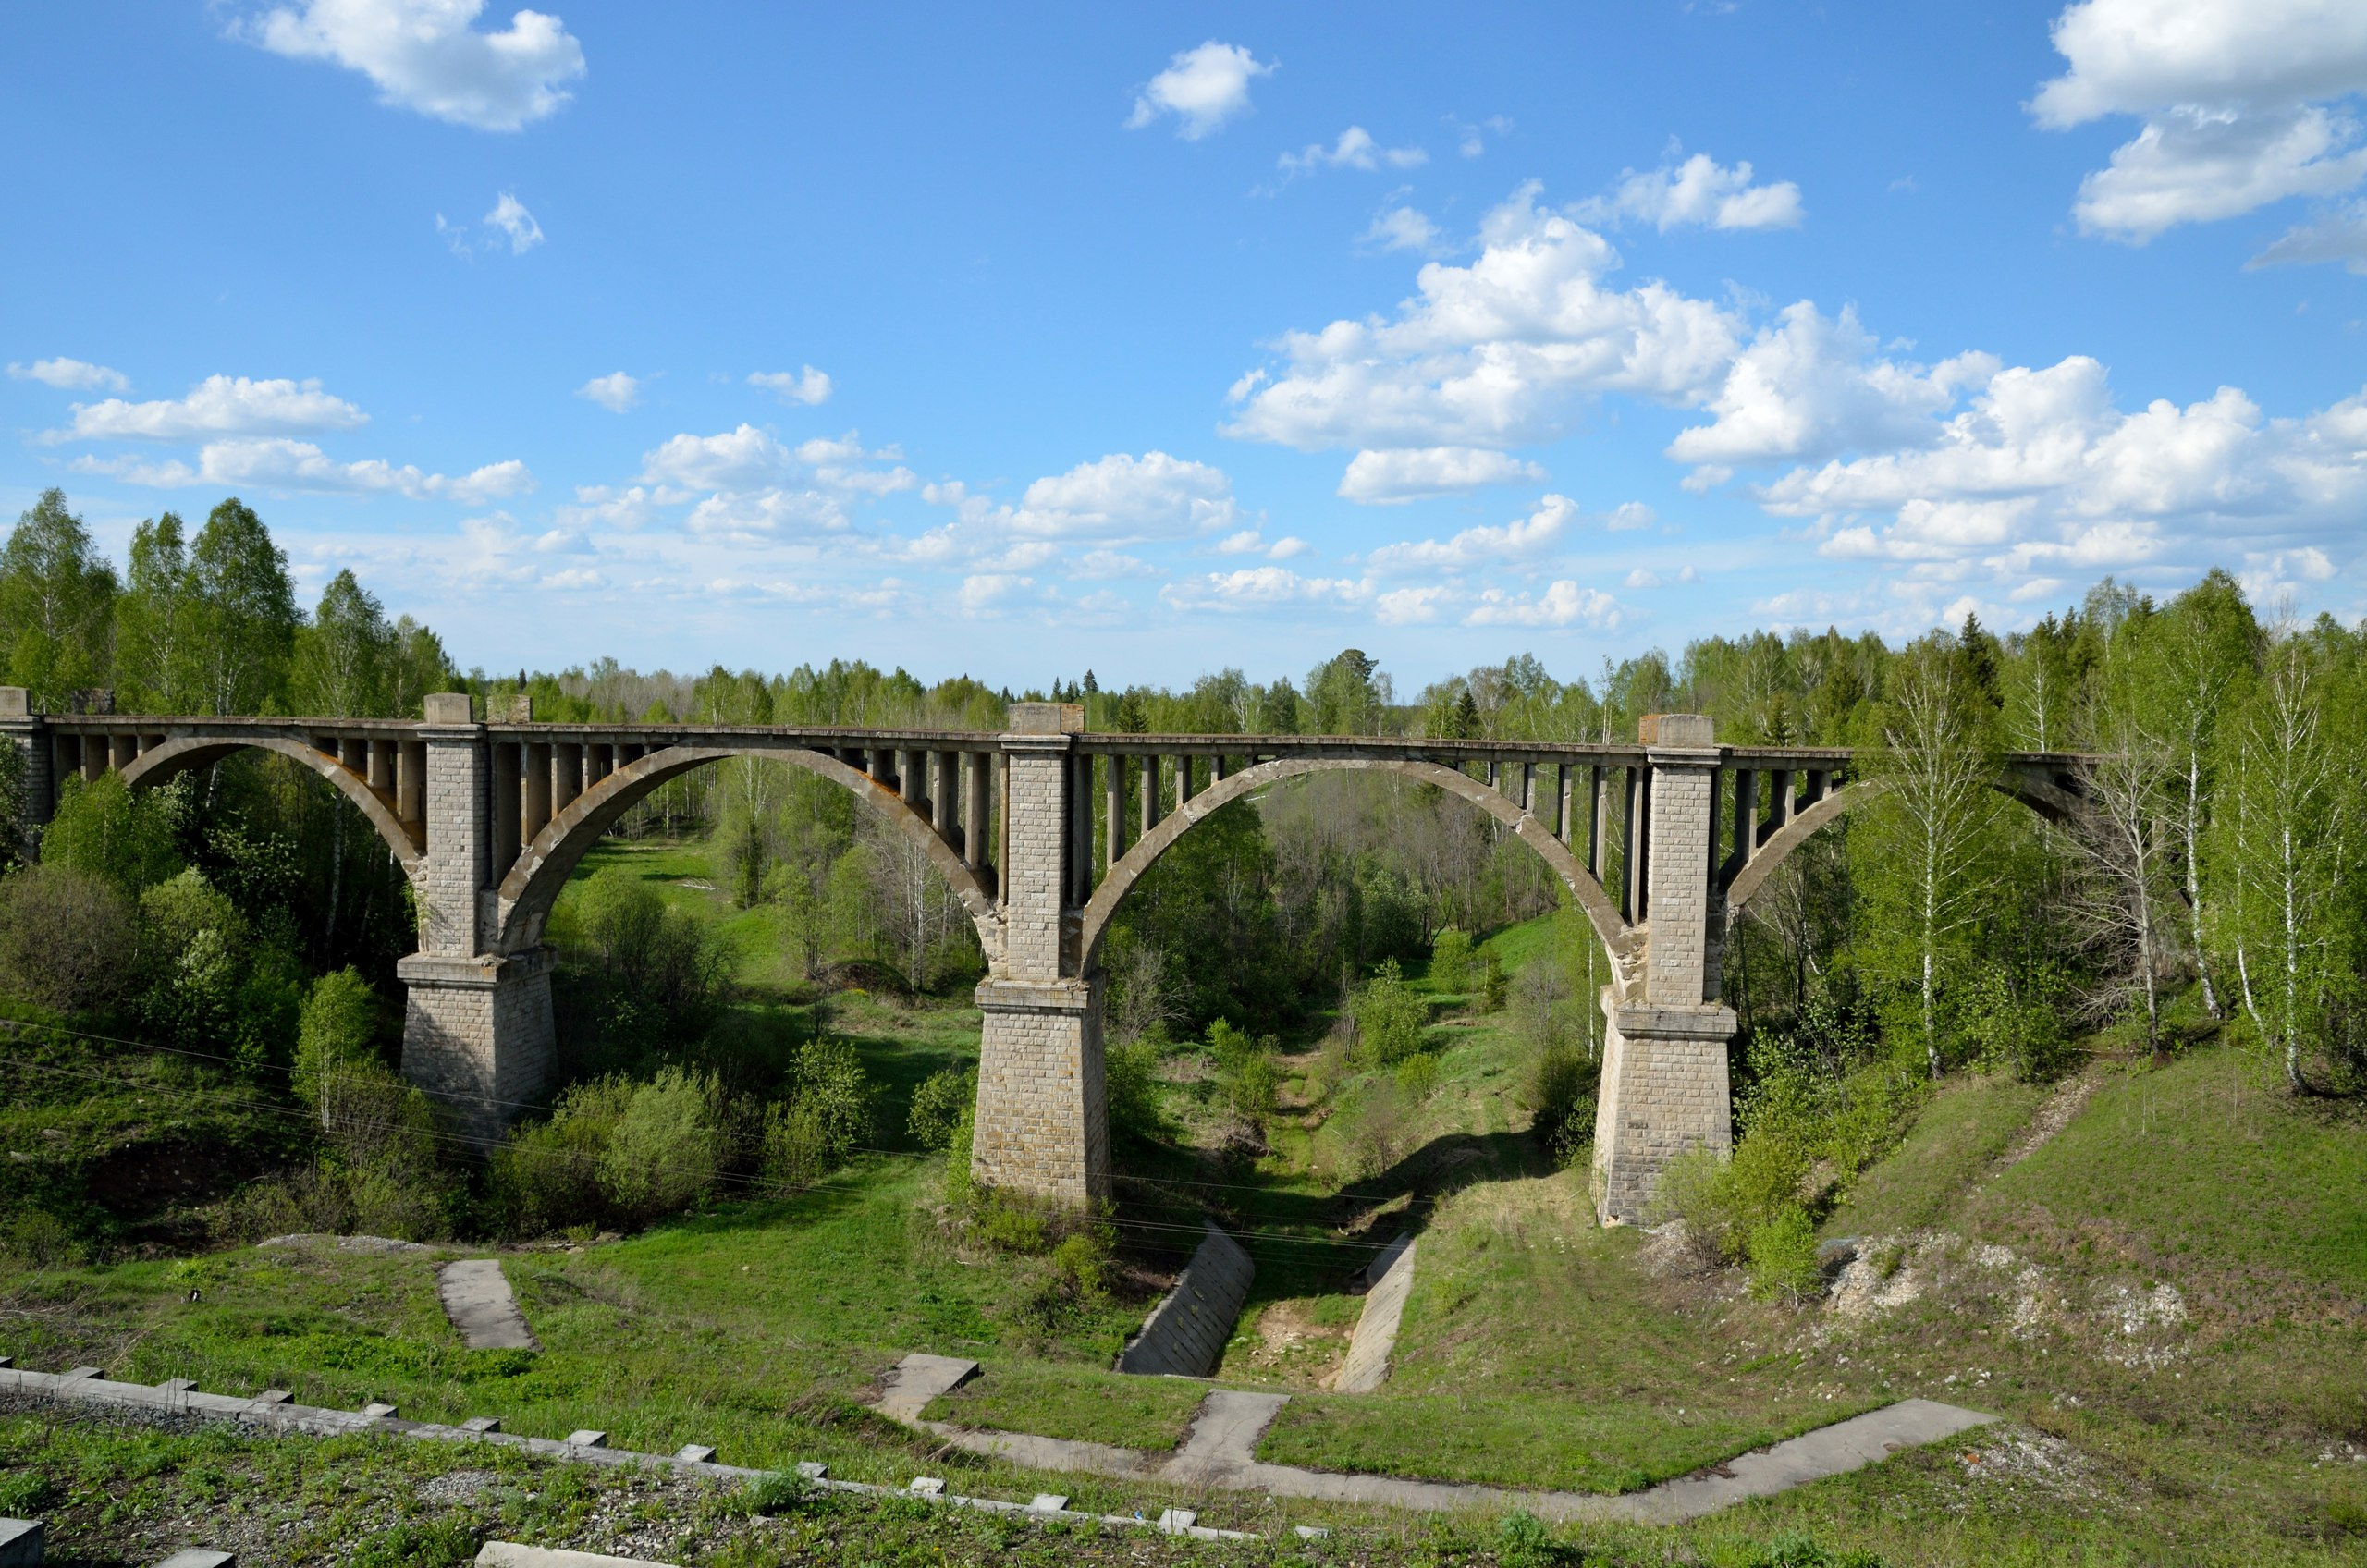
0, 689, 2087, 1224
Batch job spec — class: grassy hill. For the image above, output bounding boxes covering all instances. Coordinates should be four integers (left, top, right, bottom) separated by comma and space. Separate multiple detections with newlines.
6, 845, 2367, 1564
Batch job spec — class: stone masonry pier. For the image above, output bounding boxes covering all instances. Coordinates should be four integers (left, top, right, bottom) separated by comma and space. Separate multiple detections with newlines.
0, 686, 2091, 1222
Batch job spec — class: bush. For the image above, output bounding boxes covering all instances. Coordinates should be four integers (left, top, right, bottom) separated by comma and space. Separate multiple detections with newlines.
1746, 1205, 1823, 1302
295, 967, 381, 1116
906, 1066, 975, 1152
1480, 949, 1508, 1012
1429, 926, 1476, 991
0, 861, 133, 1012
491, 1077, 632, 1238
42, 771, 184, 893
1393, 1051, 1439, 1101
1526, 1046, 1595, 1164
940, 1101, 976, 1209
1354, 958, 1429, 1066
1209, 1020, 1277, 1121
761, 1098, 836, 1192
599, 1068, 722, 1223
1105, 1035, 1165, 1145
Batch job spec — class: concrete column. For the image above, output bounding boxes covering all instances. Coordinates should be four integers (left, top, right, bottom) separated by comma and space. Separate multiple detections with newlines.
398, 693, 557, 1147
339, 736, 367, 777
111, 734, 138, 771
972, 701, 1108, 1206
1139, 755, 1158, 838
1590, 714, 1738, 1225
80, 738, 103, 783
0, 688, 48, 859
367, 739, 396, 796
935, 749, 962, 850
1175, 753, 1195, 811
1104, 753, 1126, 871
490, 741, 521, 874
522, 741, 552, 844
398, 741, 426, 835
901, 747, 930, 817
963, 751, 992, 878
552, 742, 582, 815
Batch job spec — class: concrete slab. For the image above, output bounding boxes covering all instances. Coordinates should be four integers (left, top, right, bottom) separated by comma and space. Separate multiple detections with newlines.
1608, 1398, 1998, 1525
0, 1516, 42, 1568
1365, 1231, 1413, 1289
1334, 1239, 1417, 1393
1116, 1225, 1255, 1378
475, 1546, 681, 1568
1026, 1494, 1069, 1513
873, 1354, 979, 1423
154, 1552, 235, 1568
1165, 1390, 1290, 1483
672, 1445, 716, 1464
565, 1430, 608, 1449
439, 1259, 540, 1352
462, 1417, 503, 1433
361, 1403, 398, 1419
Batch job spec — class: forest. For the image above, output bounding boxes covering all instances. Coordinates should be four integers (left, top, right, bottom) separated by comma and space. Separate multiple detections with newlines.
0, 484, 2361, 1263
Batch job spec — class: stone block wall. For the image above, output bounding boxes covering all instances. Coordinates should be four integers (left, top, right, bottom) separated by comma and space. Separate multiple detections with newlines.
972, 975, 1110, 1206
420, 700, 487, 958
1590, 998, 1735, 1224
397, 949, 557, 1145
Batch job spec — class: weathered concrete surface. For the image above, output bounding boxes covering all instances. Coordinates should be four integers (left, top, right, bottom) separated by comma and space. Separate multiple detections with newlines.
874, 1354, 979, 1424
1164, 1390, 1290, 1484
154, 1551, 235, 1568
0, 1516, 43, 1568
1333, 1239, 1417, 1393
1603, 1398, 1996, 1525
438, 1259, 539, 1352
477, 1545, 681, 1568
1116, 1225, 1254, 1378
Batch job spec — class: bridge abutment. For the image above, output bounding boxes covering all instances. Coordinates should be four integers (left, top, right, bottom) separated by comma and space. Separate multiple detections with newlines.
1591, 715, 1738, 1225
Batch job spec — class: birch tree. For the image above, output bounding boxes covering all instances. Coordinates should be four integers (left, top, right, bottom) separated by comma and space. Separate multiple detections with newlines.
2064, 703, 2177, 1055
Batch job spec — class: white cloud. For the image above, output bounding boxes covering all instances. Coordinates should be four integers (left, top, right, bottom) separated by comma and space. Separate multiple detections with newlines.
1278, 126, 1427, 179
750, 365, 832, 405
1213, 528, 1307, 559
1464, 581, 1625, 629
1337, 446, 1547, 503
55, 374, 366, 442
959, 573, 1034, 614
8, 357, 128, 392
1625, 565, 1699, 588
541, 567, 604, 590
1582, 151, 1804, 231
683, 487, 847, 543
485, 191, 544, 253
2250, 199, 2367, 272
1126, 41, 1273, 140
1606, 501, 1656, 531
1159, 566, 1366, 611
2072, 105, 2367, 240
553, 484, 656, 530
85, 435, 531, 502
2032, 0, 2367, 244
1011, 451, 1240, 539
1225, 182, 1741, 453
1376, 585, 1448, 624
638, 424, 796, 491
1366, 494, 1577, 573
240, 0, 587, 131
1452, 115, 1514, 159
1362, 202, 1444, 255
1667, 302, 1996, 469
576, 371, 638, 412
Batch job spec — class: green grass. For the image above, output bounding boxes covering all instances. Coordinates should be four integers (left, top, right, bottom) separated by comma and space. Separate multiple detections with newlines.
1824, 1072, 2049, 1236
921, 1361, 1208, 1450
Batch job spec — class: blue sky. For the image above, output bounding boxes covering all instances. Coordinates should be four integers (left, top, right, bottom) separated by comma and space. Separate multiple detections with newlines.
6, 2, 2365, 689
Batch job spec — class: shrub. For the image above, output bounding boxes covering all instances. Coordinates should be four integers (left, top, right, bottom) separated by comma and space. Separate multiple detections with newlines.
1210, 1020, 1277, 1121
789, 1035, 874, 1155
1526, 1046, 1595, 1163
1353, 958, 1429, 1066
1480, 949, 1508, 1013
1746, 1205, 1823, 1302
1105, 1035, 1165, 1145
41, 771, 184, 893
1393, 1051, 1439, 1101
1429, 926, 1476, 991
490, 1077, 632, 1238
0, 861, 133, 1012
906, 1066, 975, 1152
599, 1068, 722, 1223
762, 1098, 836, 1192
0, 1207, 83, 1268
940, 1102, 976, 1209
295, 967, 382, 1118
1726, 1133, 1811, 1236
1498, 1509, 1556, 1568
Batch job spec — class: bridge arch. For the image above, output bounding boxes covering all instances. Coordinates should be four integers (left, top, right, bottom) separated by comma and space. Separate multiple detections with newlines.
1722, 763, 2090, 913
1077, 754, 1635, 981
119, 734, 425, 876
491, 743, 998, 956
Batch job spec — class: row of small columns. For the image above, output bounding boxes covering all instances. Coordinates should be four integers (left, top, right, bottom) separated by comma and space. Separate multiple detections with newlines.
1717, 765, 1839, 883
489, 740, 652, 870
829, 745, 998, 890
49, 730, 429, 838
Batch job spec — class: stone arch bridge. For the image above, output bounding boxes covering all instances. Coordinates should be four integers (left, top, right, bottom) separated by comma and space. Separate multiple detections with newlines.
0, 691, 2086, 1223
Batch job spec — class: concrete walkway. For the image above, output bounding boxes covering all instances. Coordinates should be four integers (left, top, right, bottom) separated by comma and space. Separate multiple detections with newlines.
893, 1353, 1995, 1523
438, 1260, 540, 1352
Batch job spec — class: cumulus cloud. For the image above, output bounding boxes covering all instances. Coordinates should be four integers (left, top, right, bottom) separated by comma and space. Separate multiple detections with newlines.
2250, 198, 2367, 271
1126, 41, 1273, 140
1337, 446, 1547, 504
1214, 528, 1308, 558
958, 573, 1034, 614
1668, 303, 1997, 470
1159, 566, 1366, 611
1366, 494, 1577, 572
576, 371, 638, 412
638, 424, 796, 492
2032, 0, 2367, 244
1464, 581, 1625, 629
1010, 451, 1240, 539
485, 191, 544, 252
1224, 182, 1740, 453
683, 487, 847, 543
1581, 151, 1804, 231
9, 358, 128, 392
239, 0, 587, 131
54, 374, 366, 443
749, 365, 832, 404
1277, 126, 1427, 180
82, 435, 531, 503
1361, 201, 1445, 255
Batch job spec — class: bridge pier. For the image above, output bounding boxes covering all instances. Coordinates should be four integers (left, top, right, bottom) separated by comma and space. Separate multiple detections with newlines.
1591, 715, 1738, 1225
